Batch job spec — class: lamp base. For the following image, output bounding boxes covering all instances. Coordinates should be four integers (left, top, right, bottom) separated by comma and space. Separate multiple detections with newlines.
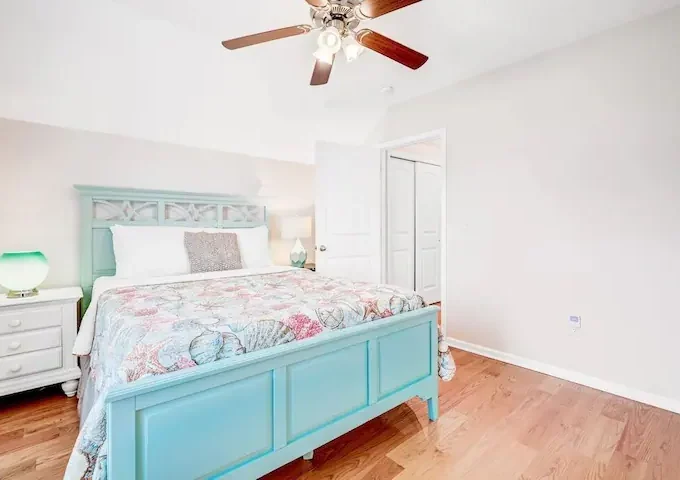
290, 238, 308, 268
7, 288, 39, 299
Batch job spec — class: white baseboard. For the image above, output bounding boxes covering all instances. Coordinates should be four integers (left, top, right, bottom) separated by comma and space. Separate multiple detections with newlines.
447, 337, 680, 415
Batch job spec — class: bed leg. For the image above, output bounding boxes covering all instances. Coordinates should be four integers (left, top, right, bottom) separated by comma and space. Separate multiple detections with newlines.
61, 380, 79, 398
427, 397, 439, 422
303, 450, 314, 461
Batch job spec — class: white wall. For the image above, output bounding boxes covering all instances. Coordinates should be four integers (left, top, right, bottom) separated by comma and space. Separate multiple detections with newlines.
0, 0, 386, 165
381, 9, 680, 403
0, 119, 315, 287
389, 139, 442, 166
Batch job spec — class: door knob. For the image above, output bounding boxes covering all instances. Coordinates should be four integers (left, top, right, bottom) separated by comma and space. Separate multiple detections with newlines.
319, 245, 327, 252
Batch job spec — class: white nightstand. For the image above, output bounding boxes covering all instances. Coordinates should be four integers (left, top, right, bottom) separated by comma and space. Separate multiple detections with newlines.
0, 287, 82, 397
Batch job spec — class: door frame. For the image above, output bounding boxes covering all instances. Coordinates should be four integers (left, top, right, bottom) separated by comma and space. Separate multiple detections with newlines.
378, 128, 448, 336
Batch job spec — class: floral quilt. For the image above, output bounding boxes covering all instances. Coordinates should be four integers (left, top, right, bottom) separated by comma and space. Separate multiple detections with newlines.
65, 269, 455, 480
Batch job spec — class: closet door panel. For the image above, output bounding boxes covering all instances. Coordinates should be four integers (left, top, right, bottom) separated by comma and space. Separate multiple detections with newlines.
387, 157, 415, 291
415, 162, 442, 304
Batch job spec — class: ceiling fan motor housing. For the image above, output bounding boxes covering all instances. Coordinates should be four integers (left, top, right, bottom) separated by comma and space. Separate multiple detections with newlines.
311, 0, 363, 34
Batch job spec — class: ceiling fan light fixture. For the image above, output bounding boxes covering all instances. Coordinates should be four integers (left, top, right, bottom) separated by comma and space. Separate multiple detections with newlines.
221, 0, 429, 87
313, 47, 334, 65
317, 26, 342, 54
342, 36, 365, 63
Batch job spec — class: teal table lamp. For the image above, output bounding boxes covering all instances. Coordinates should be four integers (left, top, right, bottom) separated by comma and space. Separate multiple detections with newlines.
0, 251, 49, 298
280, 216, 312, 268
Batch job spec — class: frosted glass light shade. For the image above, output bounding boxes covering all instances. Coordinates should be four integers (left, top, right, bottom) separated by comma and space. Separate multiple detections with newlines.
317, 27, 342, 54
280, 216, 313, 240
342, 36, 365, 63
0, 251, 49, 298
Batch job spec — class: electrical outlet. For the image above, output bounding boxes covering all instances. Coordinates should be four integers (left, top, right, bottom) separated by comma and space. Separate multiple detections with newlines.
569, 315, 581, 329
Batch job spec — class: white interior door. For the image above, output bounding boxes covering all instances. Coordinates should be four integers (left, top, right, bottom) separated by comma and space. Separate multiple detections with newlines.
386, 157, 415, 291
415, 162, 442, 304
315, 142, 381, 282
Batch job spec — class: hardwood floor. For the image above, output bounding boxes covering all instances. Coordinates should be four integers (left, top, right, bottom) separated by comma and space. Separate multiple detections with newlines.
1, 350, 679, 479
0, 385, 79, 479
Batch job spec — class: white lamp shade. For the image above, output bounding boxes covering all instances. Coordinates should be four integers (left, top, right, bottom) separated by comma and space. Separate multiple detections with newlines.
0, 251, 49, 292
280, 216, 312, 240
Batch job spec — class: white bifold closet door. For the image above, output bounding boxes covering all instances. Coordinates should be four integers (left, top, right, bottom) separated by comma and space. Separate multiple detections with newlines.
386, 157, 416, 291
414, 161, 442, 304
386, 157, 441, 304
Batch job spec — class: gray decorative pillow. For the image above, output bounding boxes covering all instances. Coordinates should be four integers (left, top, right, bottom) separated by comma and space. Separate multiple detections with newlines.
184, 232, 243, 273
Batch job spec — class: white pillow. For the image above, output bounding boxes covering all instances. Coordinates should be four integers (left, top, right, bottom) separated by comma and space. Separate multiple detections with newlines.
110, 224, 273, 278
232, 225, 273, 268
197, 225, 273, 268
110, 225, 190, 278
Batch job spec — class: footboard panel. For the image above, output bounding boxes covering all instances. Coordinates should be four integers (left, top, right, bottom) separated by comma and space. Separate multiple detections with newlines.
287, 342, 369, 441
377, 322, 432, 399
137, 373, 274, 479
106, 307, 440, 480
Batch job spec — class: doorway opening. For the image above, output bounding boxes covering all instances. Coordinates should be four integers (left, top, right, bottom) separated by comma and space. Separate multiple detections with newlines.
379, 129, 447, 333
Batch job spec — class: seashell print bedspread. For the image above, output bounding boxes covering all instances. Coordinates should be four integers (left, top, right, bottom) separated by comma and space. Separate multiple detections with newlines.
65, 268, 455, 480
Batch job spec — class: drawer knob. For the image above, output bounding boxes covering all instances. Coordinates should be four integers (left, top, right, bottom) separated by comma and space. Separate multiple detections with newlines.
8, 341, 21, 350
9, 319, 22, 328
10, 364, 22, 373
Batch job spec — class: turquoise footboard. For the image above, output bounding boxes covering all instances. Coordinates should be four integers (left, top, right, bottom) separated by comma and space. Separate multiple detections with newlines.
106, 306, 440, 479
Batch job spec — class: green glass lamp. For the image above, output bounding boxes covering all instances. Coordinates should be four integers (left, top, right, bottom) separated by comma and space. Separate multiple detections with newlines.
0, 251, 49, 298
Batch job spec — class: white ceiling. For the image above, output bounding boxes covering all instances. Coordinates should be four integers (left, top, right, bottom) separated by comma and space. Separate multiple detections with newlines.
1, 0, 678, 164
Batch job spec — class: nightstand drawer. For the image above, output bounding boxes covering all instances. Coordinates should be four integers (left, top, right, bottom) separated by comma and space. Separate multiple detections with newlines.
0, 328, 62, 358
0, 347, 62, 380
0, 307, 62, 335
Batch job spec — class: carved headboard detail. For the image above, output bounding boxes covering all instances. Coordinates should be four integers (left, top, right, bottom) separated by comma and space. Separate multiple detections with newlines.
75, 185, 267, 307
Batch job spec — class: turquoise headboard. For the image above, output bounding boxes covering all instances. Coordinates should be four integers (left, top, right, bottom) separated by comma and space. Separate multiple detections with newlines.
75, 185, 267, 308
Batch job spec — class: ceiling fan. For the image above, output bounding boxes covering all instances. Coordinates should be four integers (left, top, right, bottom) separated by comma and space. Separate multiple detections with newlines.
222, 0, 428, 86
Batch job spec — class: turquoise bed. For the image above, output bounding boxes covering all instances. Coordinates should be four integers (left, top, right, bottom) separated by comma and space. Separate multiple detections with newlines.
71, 185, 441, 480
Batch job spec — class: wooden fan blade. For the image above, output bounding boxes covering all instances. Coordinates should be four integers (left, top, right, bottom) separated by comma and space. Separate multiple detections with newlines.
356, 29, 428, 70
222, 25, 312, 50
305, 0, 328, 7
311, 56, 335, 86
357, 0, 421, 19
